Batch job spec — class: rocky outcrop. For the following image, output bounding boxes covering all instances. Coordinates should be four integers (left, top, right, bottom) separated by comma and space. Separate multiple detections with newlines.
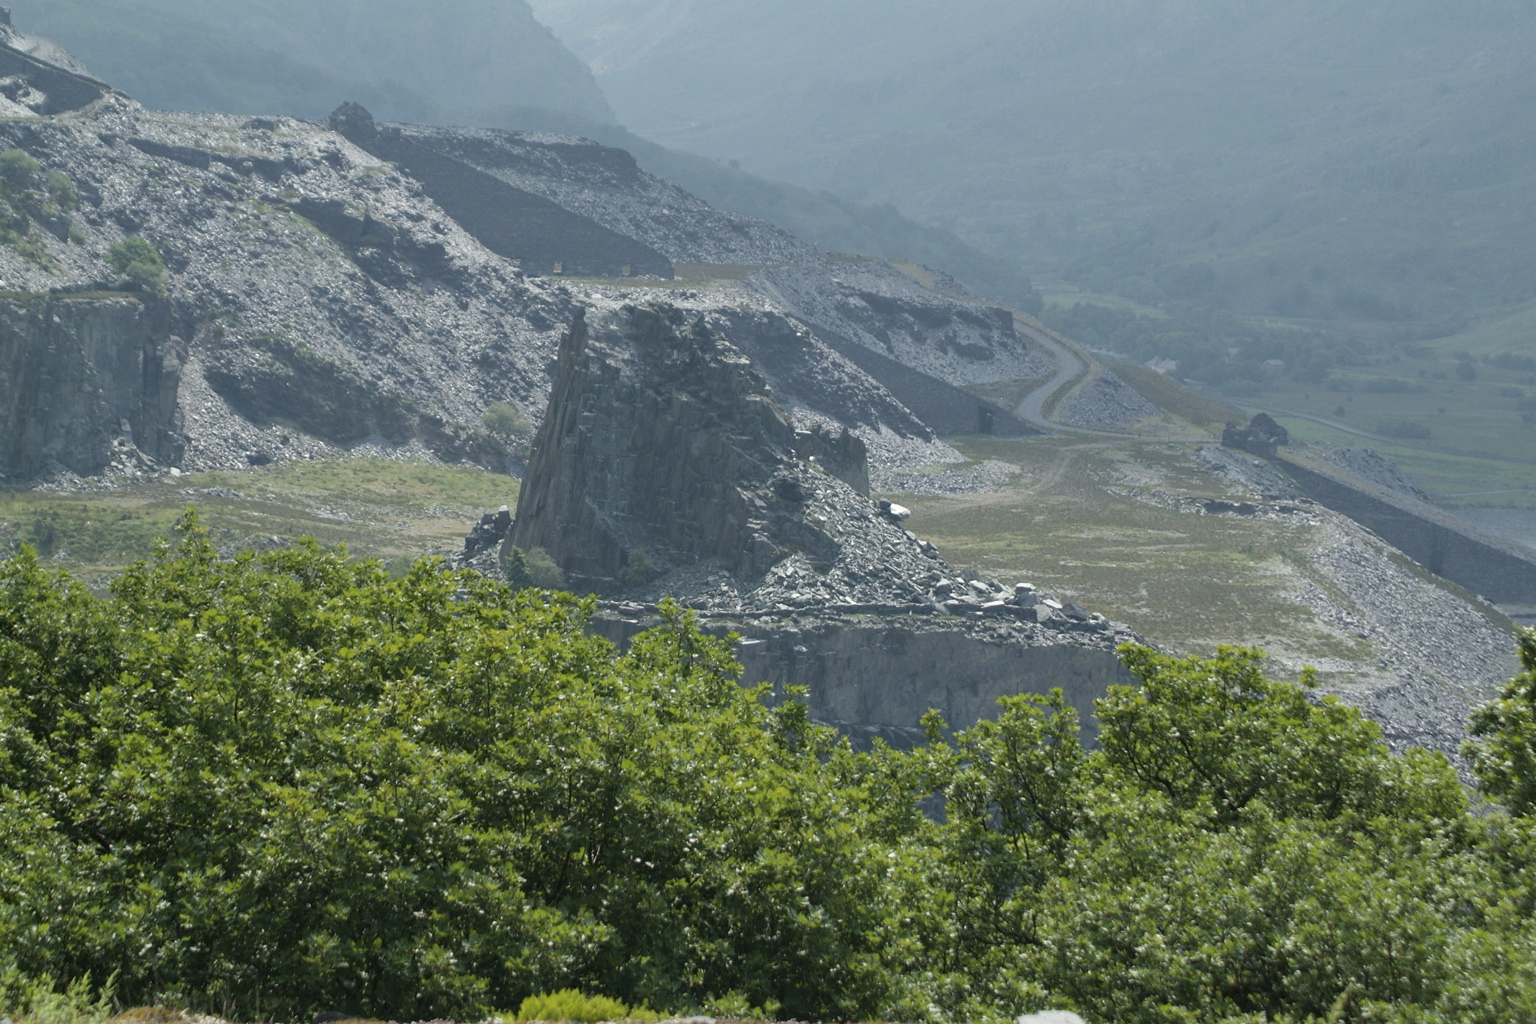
510, 304, 868, 588
0, 294, 183, 480
510, 301, 1137, 739
1223, 413, 1289, 458
0, 16, 110, 116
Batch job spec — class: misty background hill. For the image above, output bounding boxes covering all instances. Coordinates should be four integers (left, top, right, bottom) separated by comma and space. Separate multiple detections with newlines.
532, 0, 1536, 342
13, 0, 614, 125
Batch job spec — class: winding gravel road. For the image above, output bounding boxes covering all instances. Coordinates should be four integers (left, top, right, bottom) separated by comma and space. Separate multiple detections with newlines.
1011, 317, 1087, 430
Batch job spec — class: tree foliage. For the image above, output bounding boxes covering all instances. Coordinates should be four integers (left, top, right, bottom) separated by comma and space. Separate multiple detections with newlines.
3, 519, 1536, 1023
1467, 629, 1536, 816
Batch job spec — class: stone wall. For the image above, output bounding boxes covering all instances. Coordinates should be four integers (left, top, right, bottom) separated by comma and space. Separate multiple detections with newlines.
1280, 456, 1536, 604
814, 326, 1037, 437
0, 294, 183, 480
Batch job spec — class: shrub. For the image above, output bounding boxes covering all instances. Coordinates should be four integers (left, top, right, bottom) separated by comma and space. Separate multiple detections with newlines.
500, 542, 533, 589
512, 989, 661, 1023
106, 237, 167, 297
44, 172, 77, 213
1467, 629, 1536, 815
0, 148, 39, 191
0, 515, 908, 1020
525, 545, 565, 588
7, 518, 1536, 1023
483, 401, 533, 437
0, 970, 114, 1024
500, 544, 564, 590
618, 548, 655, 586
0, 150, 81, 263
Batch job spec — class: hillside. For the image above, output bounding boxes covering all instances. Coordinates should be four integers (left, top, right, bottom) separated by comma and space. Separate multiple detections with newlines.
12, 0, 614, 124
9, 0, 1042, 310
0, 7, 1520, 781
532, 0, 1536, 341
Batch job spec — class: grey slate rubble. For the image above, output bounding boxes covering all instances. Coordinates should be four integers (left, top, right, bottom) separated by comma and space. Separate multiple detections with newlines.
1313, 444, 1432, 504
391, 121, 819, 267
1057, 369, 1159, 430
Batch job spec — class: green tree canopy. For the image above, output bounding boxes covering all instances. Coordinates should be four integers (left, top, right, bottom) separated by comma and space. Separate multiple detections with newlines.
3, 519, 1536, 1023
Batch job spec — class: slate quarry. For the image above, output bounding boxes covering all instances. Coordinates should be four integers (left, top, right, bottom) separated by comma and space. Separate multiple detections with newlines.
509, 303, 1137, 743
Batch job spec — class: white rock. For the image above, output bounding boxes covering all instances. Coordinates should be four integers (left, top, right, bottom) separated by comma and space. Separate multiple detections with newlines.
1017, 1013, 1085, 1024
888, 502, 912, 520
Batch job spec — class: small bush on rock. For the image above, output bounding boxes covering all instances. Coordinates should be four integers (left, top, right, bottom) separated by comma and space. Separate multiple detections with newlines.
107, 237, 167, 297
618, 548, 655, 585
525, 544, 564, 588
0, 149, 81, 264
483, 401, 532, 437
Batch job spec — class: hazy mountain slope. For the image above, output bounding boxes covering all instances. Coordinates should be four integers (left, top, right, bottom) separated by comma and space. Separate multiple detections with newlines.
14, 1, 1040, 309
532, 0, 1536, 332
479, 108, 1044, 309
13, 0, 613, 124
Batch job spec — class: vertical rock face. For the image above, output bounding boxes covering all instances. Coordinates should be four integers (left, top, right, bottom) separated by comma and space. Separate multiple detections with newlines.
0, 295, 183, 480
511, 304, 861, 589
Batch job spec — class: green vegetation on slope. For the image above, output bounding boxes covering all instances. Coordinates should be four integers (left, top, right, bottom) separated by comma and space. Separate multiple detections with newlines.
6, 516, 1536, 1022
0, 148, 82, 266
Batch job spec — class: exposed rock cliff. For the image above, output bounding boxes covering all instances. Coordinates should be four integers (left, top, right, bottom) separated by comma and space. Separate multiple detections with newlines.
511, 304, 881, 589
0, 294, 182, 480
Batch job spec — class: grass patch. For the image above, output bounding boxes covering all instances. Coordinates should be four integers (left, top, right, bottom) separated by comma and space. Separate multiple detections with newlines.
1425, 297, 1536, 359
0, 458, 518, 576
1106, 358, 1244, 428
897, 437, 1382, 667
